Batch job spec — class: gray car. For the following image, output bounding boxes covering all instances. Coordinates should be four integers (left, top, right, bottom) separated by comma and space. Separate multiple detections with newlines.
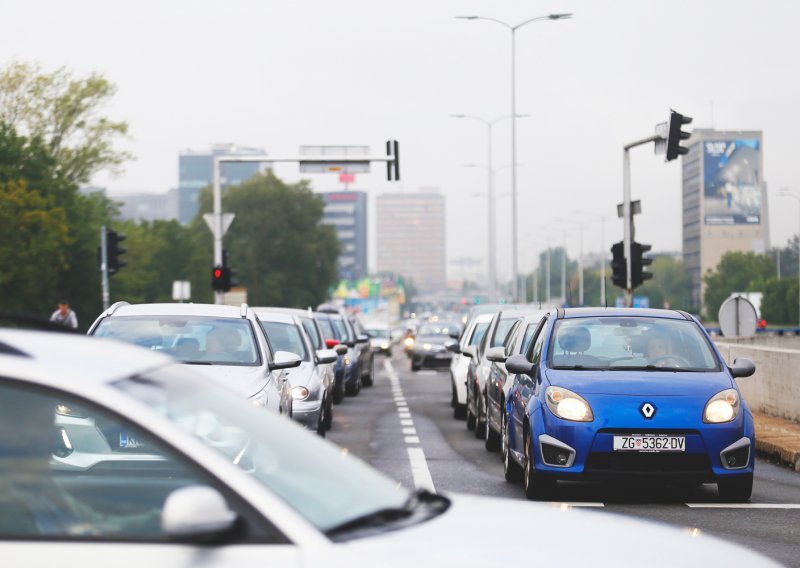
89, 302, 298, 417
254, 309, 338, 435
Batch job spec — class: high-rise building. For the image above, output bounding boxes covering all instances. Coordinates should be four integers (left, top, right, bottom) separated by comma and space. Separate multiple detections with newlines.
113, 192, 175, 222
682, 129, 769, 311
320, 191, 368, 281
177, 144, 265, 224
376, 190, 446, 292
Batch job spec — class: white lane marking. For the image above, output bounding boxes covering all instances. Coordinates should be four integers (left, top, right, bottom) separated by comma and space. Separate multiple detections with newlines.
402, 427, 417, 435
686, 503, 800, 509
405, 436, 420, 444
398, 412, 412, 419
554, 502, 605, 508
400, 419, 414, 426
417, 370, 437, 375
407, 447, 436, 493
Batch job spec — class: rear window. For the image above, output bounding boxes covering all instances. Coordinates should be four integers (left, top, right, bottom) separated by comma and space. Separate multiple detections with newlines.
93, 316, 260, 366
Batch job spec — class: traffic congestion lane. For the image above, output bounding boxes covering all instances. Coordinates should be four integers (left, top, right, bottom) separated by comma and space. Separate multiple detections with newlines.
328, 351, 800, 567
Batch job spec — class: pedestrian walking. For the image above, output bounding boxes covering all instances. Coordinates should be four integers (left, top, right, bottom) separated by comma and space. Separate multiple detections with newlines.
49, 301, 78, 329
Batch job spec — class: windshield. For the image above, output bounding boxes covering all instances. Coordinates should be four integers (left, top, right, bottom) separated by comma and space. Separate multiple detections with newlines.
260, 320, 309, 361
365, 328, 390, 339
332, 318, 351, 341
548, 317, 719, 371
417, 323, 457, 337
94, 316, 261, 366
115, 366, 409, 532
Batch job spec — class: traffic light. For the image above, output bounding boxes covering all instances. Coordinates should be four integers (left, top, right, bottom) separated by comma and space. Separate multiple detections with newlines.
610, 241, 626, 289
665, 110, 693, 161
630, 241, 653, 289
386, 139, 400, 181
211, 250, 239, 293
107, 230, 127, 275
211, 265, 226, 292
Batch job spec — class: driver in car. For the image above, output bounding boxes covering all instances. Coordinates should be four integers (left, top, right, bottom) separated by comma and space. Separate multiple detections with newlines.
645, 332, 674, 367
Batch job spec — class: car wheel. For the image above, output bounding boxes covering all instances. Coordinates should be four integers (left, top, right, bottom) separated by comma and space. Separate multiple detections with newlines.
411, 360, 421, 372
316, 405, 326, 438
484, 401, 501, 452
332, 380, 344, 404
524, 431, 556, 500
503, 412, 522, 483
717, 474, 753, 503
323, 395, 333, 430
452, 380, 466, 419
466, 404, 476, 430
474, 390, 486, 439
363, 357, 374, 387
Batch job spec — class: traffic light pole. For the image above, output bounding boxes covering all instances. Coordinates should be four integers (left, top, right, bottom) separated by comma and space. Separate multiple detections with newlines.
100, 225, 110, 310
622, 135, 659, 307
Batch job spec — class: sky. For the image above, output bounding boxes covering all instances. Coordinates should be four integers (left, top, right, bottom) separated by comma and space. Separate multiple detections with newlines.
4, 0, 800, 281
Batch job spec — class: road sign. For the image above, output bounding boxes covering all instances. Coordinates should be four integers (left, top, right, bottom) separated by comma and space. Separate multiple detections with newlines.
203, 213, 235, 237
172, 280, 191, 301
617, 200, 642, 218
719, 295, 758, 338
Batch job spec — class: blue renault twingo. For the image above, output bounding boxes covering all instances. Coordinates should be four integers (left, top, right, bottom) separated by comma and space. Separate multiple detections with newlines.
503, 308, 756, 501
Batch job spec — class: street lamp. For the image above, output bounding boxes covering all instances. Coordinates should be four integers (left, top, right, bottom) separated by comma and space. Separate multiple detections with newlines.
456, 13, 572, 302
571, 211, 608, 307
778, 189, 800, 327
452, 114, 527, 303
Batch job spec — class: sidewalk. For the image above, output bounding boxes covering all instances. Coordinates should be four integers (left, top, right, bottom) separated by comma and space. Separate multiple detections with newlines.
753, 412, 800, 472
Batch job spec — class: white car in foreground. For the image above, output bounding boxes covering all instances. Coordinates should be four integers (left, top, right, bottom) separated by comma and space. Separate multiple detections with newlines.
0, 329, 777, 567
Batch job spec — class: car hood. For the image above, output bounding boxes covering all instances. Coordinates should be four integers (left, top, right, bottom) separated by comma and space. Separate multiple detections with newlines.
414, 335, 450, 345
283, 362, 315, 388
184, 363, 269, 398
333, 493, 774, 565
544, 368, 734, 397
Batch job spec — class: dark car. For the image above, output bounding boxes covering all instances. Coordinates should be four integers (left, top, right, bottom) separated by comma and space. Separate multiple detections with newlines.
313, 311, 349, 404
316, 306, 369, 396
349, 316, 376, 386
410, 322, 460, 372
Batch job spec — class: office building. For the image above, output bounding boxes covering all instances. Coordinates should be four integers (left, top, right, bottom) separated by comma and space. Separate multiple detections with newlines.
113, 192, 175, 222
682, 129, 769, 311
177, 144, 265, 224
320, 191, 368, 281
376, 190, 446, 292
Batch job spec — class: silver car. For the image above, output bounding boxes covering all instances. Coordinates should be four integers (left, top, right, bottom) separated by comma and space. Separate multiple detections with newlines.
254, 308, 338, 435
0, 329, 776, 566
88, 302, 297, 416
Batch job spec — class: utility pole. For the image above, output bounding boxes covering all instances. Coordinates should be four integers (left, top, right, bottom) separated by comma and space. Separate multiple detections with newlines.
100, 225, 109, 310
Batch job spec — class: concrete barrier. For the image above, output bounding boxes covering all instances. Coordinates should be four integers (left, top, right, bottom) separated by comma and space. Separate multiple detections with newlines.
715, 342, 800, 423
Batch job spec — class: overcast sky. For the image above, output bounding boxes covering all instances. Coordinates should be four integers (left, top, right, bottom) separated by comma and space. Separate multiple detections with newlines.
5, 0, 800, 280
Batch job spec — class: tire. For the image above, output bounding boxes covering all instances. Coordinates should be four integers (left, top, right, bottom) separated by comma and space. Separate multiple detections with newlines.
484, 408, 501, 452
717, 474, 753, 503
345, 372, 360, 396
332, 380, 344, 404
363, 357, 374, 387
503, 412, 522, 483
466, 405, 476, 431
322, 395, 333, 430
524, 431, 556, 500
411, 360, 421, 372
453, 379, 467, 419
474, 390, 486, 439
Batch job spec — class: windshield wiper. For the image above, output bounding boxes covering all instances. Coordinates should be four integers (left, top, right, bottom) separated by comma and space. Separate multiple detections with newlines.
182, 361, 211, 365
607, 365, 688, 372
326, 489, 449, 541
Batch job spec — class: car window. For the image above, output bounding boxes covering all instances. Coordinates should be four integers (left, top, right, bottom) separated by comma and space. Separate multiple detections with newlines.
116, 365, 410, 533
332, 318, 350, 341
416, 323, 457, 336
301, 317, 322, 350
317, 317, 335, 340
528, 318, 548, 365
491, 317, 517, 348
0, 380, 283, 543
260, 321, 309, 361
521, 322, 538, 355
548, 317, 719, 371
468, 322, 489, 347
365, 328, 390, 339
93, 316, 261, 366
504, 321, 522, 356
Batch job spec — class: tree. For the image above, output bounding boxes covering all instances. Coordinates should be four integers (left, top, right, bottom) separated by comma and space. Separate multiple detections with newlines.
760, 277, 799, 325
195, 172, 340, 307
0, 61, 131, 185
635, 256, 693, 311
703, 252, 775, 320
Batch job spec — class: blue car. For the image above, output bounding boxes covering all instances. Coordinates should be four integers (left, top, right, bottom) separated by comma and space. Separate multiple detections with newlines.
503, 308, 756, 502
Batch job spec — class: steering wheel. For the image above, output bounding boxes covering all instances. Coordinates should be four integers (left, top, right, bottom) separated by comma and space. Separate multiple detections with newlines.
649, 355, 690, 368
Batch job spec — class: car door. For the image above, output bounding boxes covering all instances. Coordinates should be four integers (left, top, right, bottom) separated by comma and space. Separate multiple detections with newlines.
253, 317, 292, 416
487, 320, 521, 428
511, 317, 548, 451
0, 379, 300, 567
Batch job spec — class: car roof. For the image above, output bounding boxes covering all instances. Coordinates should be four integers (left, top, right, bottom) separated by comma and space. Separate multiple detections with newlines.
473, 313, 495, 323
257, 306, 314, 318
104, 302, 249, 319
0, 329, 173, 389
252, 309, 296, 325
560, 307, 688, 320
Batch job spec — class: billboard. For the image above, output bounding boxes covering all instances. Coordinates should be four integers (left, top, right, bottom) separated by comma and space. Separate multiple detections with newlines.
703, 138, 761, 225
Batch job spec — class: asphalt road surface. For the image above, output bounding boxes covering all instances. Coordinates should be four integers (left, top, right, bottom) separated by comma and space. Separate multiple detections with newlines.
328, 352, 800, 567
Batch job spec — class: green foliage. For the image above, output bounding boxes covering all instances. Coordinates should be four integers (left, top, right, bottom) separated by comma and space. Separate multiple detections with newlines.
760, 277, 799, 325
634, 256, 693, 311
703, 252, 775, 320
195, 171, 340, 307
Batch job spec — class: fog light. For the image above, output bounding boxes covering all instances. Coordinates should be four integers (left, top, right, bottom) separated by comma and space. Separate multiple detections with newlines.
556, 453, 569, 465
727, 455, 737, 467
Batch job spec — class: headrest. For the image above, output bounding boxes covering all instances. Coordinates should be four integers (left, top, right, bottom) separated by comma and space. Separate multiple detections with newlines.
558, 327, 591, 353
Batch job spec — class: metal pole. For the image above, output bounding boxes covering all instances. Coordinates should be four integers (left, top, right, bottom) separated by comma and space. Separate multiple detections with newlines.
546, 246, 551, 303
100, 225, 110, 310
623, 147, 632, 307
533, 267, 538, 303
213, 157, 223, 305
796, 199, 800, 327
578, 224, 584, 306
510, 28, 519, 302
487, 122, 496, 303
600, 217, 606, 306
561, 234, 566, 305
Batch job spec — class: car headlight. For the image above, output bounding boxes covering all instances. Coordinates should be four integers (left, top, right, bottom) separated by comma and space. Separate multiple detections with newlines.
381, 342, 390, 349
249, 391, 268, 408
423, 343, 432, 351
291, 386, 310, 401
545, 386, 594, 422
404, 337, 415, 348
703, 389, 740, 423
344, 356, 351, 366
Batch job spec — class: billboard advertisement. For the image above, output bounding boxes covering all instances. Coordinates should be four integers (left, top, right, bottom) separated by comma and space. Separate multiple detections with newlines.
703, 138, 761, 225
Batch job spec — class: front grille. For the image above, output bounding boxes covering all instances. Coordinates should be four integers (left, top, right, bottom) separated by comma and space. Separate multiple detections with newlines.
585, 452, 712, 478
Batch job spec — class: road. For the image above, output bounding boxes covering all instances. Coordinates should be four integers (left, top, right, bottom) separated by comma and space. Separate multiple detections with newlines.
329, 353, 800, 567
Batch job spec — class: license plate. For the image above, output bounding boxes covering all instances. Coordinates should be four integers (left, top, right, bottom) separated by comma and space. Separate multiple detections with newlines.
613, 435, 685, 452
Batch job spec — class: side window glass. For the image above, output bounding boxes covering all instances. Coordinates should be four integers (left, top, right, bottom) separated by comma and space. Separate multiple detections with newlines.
504, 321, 521, 356
302, 319, 322, 350
521, 323, 538, 355
0, 382, 277, 542
528, 319, 549, 365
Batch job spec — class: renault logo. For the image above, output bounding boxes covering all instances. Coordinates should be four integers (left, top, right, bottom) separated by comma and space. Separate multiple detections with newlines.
640, 403, 656, 419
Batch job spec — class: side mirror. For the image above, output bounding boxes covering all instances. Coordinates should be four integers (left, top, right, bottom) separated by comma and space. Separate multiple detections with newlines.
486, 346, 507, 363
325, 338, 340, 349
162, 485, 237, 541
730, 357, 755, 378
505, 354, 535, 375
334, 344, 348, 356
446, 340, 461, 354
316, 349, 338, 365
356, 334, 369, 344
270, 350, 302, 370
462, 345, 477, 359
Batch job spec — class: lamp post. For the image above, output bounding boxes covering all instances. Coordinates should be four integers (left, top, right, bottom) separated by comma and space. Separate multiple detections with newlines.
453, 114, 526, 303
456, 13, 572, 302
778, 189, 800, 327
571, 211, 608, 306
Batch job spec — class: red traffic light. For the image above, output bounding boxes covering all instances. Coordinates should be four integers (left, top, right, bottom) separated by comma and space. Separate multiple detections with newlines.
213, 268, 222, 279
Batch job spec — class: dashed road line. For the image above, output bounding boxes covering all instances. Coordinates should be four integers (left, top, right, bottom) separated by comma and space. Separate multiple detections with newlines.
686, 503, 800, 509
